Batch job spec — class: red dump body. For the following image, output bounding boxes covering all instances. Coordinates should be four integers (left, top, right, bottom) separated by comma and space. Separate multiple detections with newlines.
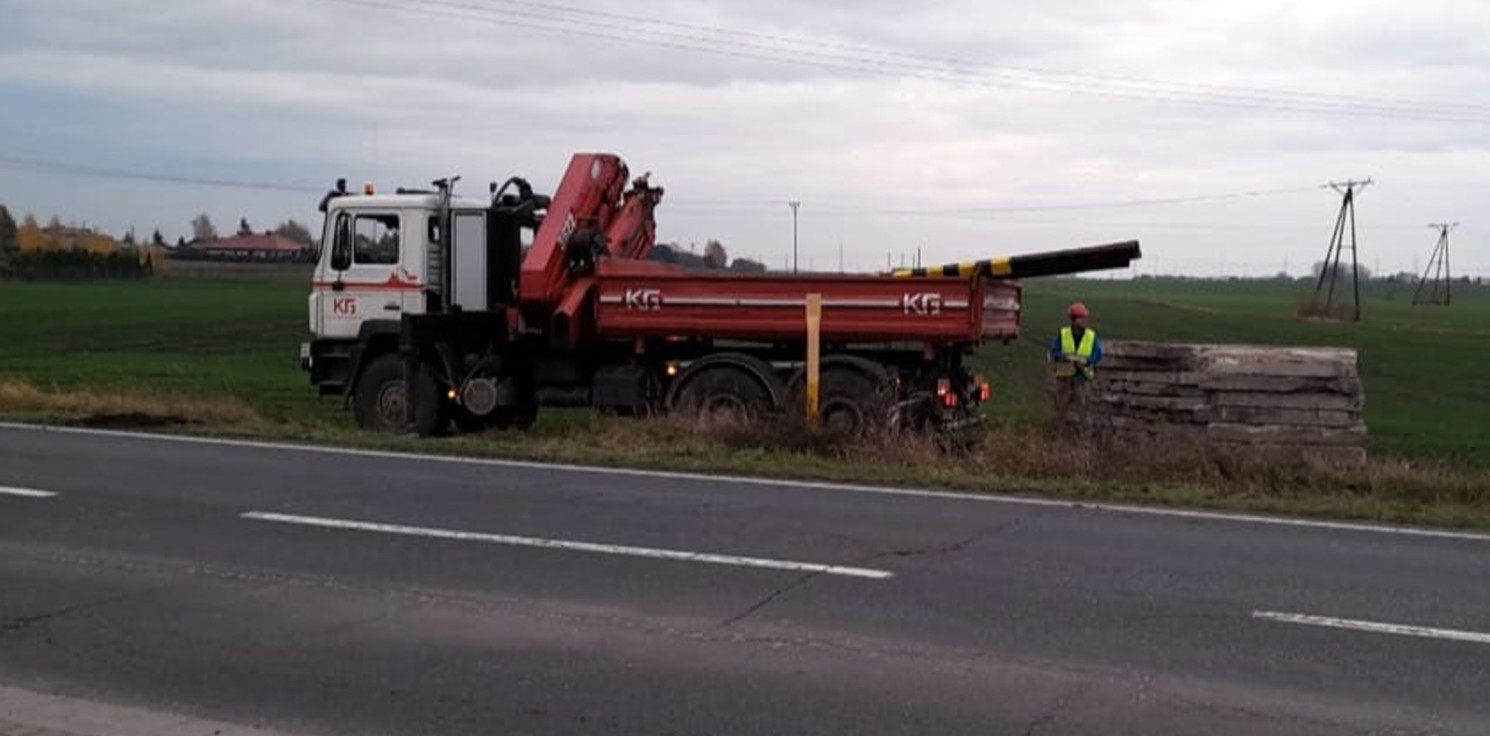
591, 259, 1021, 344
511, 154, 1132, 353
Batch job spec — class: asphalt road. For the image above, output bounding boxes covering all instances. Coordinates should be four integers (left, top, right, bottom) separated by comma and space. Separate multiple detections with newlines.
2, 424, 1488, 735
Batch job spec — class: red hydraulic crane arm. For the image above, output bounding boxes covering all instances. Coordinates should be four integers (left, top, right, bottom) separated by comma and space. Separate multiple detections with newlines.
604, 173, 664, 262
518, 153, 631, 308
519, 153, 666, 347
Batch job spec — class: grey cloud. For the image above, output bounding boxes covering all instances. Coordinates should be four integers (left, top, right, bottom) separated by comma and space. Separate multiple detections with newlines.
1, 0, 1487, 276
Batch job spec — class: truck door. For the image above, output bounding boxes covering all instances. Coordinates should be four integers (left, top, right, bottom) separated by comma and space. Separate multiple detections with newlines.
317, 210, 408, 339
449, 210, 487, 311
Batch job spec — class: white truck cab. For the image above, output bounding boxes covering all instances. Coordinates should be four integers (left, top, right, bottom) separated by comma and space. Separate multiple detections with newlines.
308, 191, 492, 340
302, 179, 513, 401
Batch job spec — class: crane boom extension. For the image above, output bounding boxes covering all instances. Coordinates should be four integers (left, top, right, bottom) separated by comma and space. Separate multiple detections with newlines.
890, 240, 1142, 280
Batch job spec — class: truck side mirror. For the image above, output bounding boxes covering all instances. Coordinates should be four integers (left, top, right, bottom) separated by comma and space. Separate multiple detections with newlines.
330, 215, 352, 270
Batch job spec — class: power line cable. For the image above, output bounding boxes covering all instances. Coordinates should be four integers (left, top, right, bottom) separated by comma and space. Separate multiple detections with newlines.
3, 154, 1346, 232
397, 0, 1487, 120
669, 184, 1322, 216
462, 0, 1490, 116
666, 205, 1340, 231
0, 155, 323, 193
312, 0, 1490, 123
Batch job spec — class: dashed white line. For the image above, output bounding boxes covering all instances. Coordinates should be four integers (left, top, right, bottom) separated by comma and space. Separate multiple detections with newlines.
1252, 611, 1490, 645
5, 423, 1490, 544
0, 486, 57, 498
241, 511, 894, 579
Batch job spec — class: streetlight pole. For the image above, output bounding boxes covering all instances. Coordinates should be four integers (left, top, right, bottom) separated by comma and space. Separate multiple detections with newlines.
789, 200, 801, 274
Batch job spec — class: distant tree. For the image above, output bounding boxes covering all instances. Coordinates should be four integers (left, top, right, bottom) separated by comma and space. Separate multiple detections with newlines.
80, 232, 116, 255
18, 214, 44, 253
0, 205, 16, 256
151, 228, 166, 247
650, 243, 680, 263
121, 230, 136, 247
729, 257, 767, 274
177, 235, 186, 248
703, 240, 728, 269
649, 242, 714, 270
1311, 260, 1372, 282
191, 213, 218, 243
46, 215, 62, 232
274, 219, 314, 246
237, 217, 253, 237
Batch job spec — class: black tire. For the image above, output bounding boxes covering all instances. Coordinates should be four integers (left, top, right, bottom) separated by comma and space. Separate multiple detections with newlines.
817, 369, 894, 435
353, 354, 447, 436
674, 366, 772, 421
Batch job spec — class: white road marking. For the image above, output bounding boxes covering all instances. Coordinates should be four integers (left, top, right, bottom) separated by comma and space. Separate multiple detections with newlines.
0, 684, 305, 736
0, 486, 57, 498
1252, 611, 1490, 645
241, 511, 893, 579
4, 422, 1489, 544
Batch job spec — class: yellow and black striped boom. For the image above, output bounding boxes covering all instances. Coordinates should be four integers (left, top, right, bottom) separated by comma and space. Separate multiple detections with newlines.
890, 240, 1142, 280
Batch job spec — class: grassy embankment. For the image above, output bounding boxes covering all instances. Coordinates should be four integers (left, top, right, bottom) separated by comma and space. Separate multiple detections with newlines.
1, 268, 1486, 528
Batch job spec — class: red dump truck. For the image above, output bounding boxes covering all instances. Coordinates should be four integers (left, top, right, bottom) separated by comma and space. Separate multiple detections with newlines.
300, 152, 1140, 435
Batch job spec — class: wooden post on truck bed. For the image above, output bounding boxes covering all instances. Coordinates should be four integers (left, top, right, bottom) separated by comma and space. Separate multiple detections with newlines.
806, 293, 822, 429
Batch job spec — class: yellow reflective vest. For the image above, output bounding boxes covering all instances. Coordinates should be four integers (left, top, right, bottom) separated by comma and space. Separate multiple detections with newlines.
1057, 326, 1097, 380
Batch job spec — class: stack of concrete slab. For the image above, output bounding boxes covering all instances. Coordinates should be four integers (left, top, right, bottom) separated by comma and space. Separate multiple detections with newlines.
1078, 341, 1366, 466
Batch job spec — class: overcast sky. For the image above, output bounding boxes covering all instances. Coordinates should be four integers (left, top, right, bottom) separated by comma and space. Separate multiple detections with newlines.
1, 0, 1486, 276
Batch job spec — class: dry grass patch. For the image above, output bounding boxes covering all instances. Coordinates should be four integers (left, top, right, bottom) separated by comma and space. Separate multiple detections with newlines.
694, 415, 1490, 515
0, 379, 261, 427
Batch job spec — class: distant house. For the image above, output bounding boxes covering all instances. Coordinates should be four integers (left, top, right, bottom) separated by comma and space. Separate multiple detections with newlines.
193, 233, 308, 262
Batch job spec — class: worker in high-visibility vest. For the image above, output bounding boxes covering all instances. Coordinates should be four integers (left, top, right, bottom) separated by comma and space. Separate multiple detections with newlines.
1049, 302, 1103, 381
1048, 302, 1102, 429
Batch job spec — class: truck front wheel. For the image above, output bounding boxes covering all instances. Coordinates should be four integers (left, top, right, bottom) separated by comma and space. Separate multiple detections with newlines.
353, 354, 447, 436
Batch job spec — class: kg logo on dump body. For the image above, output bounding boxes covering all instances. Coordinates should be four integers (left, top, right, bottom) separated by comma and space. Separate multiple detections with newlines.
624, 288, 662, 311
902, 292, 942, 316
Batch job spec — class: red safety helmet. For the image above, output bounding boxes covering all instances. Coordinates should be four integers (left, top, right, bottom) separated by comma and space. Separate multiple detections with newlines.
1068, 302, 1090, 319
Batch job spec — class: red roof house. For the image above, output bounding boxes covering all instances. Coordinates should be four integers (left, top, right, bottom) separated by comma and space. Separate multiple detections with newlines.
198, 233, 308, 261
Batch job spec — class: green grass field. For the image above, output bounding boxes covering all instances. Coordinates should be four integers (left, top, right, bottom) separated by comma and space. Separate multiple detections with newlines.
1, 271, 1486, 463
0, 272, 332, 425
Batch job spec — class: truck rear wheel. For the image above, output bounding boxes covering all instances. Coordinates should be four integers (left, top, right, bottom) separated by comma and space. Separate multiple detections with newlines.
353, 354, 447, 436
673, 366, 772, 422
818, 368, 894, 435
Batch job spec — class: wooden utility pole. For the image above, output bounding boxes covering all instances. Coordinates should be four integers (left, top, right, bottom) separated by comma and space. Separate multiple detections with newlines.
1413, 222, 1458, 306
1310, 179, 1371, 321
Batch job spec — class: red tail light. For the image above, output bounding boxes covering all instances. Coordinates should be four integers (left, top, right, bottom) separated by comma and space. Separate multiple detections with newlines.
936, 378, 958, 408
